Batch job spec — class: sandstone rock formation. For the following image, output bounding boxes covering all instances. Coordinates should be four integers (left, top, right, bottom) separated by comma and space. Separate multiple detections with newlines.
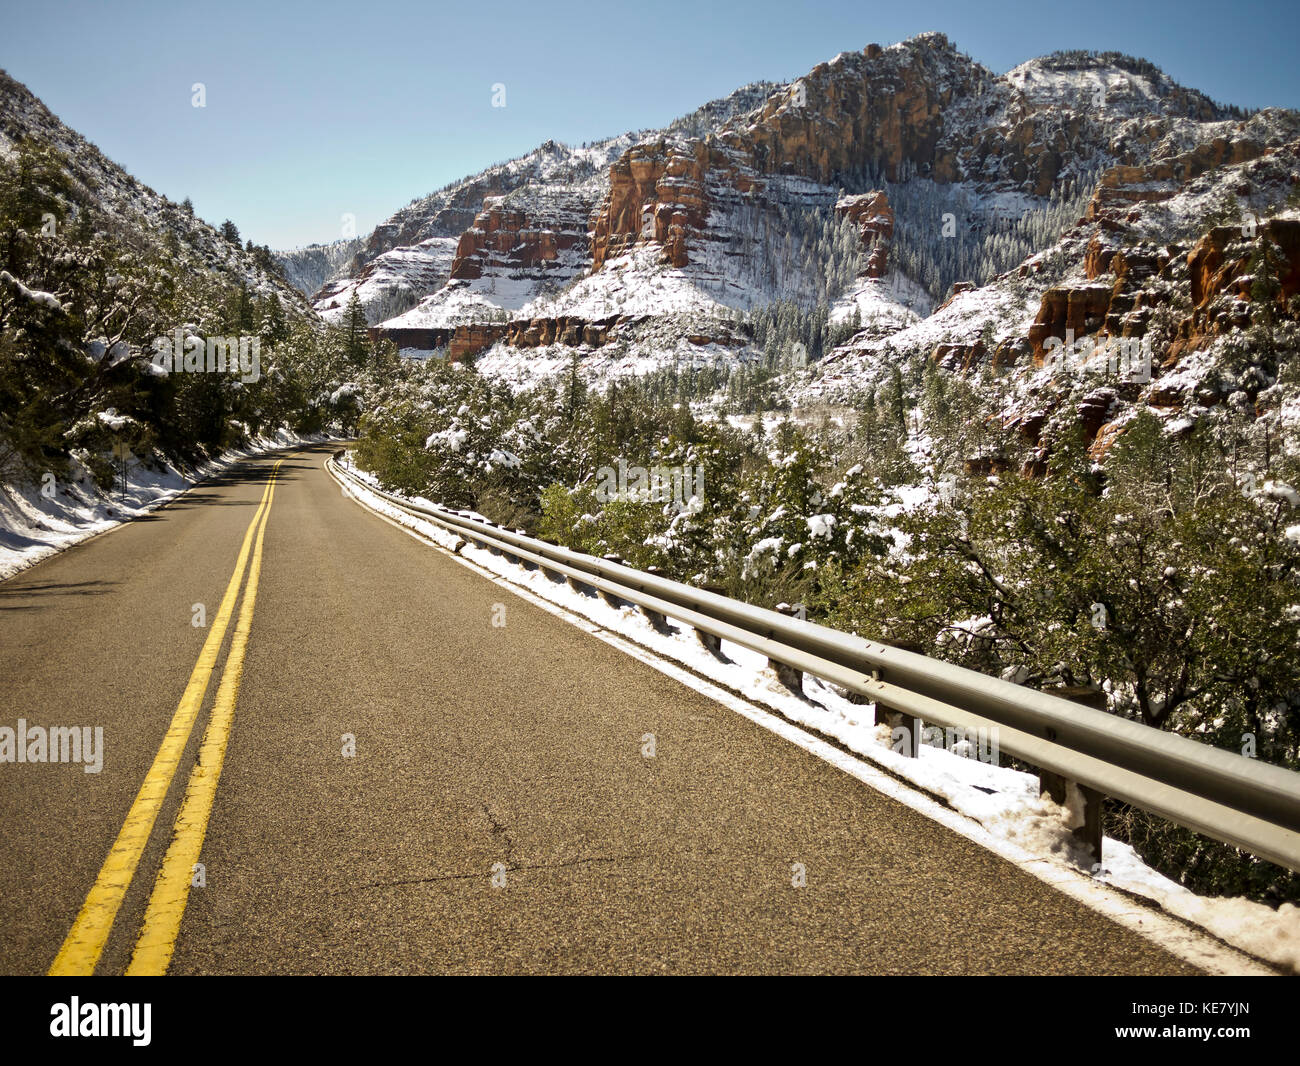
453, 196, 585, 280
835, 191, 894, 277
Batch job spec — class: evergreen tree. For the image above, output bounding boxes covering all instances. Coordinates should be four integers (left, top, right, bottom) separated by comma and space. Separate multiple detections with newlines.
564, 349, 586, 426
0, 137, 72, 275
258, 294, 289, 347
1249, 232, 1287, 353
343, 291, 369, 368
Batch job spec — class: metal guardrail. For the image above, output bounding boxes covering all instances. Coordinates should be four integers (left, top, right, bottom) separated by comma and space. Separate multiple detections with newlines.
329, 455, 1300, 873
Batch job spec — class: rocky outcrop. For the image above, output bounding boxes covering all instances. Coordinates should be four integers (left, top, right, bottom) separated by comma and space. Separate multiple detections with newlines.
449, 196, 587, 281
350, 140, 600, 277
934, 279, 978, 312
1156, 216, 1300, 354
1187, 218, 1300, 311
1086, 136, 1272, 225
993, 337, 1031, 368
1027, 285, 1113, 361
716, 35, 989, 185
449, 323, 510, 361
588, 37, 984, 273
590, 139, 741, 270
1027, 238, 1183, 363
589, 34, 1108, 279
359, 182, 509, 275
930, 340, 986, 372
835, 191, 894, 277
1077, 388, 1118, 438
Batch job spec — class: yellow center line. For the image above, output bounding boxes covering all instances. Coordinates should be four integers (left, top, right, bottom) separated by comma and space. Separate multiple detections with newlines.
125, 463, 279, 975
48, 459, 285, 977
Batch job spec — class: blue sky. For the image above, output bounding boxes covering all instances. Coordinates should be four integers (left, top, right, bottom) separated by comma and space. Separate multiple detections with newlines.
2, 0, 1295, 249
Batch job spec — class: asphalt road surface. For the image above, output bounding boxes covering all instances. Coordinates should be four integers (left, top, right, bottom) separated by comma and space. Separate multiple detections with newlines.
0, 444, 1200, 975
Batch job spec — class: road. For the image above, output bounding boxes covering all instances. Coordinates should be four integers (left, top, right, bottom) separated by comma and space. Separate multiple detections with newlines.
0, 443, 1199, 975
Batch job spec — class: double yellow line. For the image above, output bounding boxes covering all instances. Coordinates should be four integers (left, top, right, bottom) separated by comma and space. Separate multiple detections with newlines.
49, 458, 283, 976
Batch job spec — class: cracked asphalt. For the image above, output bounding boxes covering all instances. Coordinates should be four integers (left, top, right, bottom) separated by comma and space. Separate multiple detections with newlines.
0, 444, 1200, 974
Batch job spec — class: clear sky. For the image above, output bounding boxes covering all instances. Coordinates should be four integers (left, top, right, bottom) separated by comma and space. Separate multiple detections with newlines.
1, 0, 1295, 250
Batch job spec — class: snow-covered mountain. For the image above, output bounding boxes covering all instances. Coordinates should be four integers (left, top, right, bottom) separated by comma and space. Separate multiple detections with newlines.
277, 83, 781, 325
296, 33, 1297, 415
276, 238, 363, 301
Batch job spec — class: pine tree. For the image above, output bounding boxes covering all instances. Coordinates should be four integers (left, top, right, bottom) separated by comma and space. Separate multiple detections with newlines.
231, 285, 255, 332
564, 349, 586, 425
343, 291, 369, 368
259, 294, 289, 347
881, 365, 906, 429
1249, 232, 1287, 352
0, 137, 73, 275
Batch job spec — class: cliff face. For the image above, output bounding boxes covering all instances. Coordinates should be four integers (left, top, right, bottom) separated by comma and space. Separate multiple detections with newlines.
315, 86, 782, 323
813, 112, 1300, 475
1188, 218, 1300, 308
720, 37, 982, 184
357, 140, 598, 267
835, 191, 894, 277
450, 194, 589, 281
590, 139, 755, 270
375, 312, 747, 363
1020, 139, 1300, 373
586, 37, 976, 275
580, 33, 1244, 297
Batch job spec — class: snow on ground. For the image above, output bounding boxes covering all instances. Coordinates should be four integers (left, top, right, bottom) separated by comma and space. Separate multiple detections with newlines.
317, 237, 459, 323
336, 455, 1300, 974
1002, 59, 1168, 115
0, 430, 336, 580
801, 280, 1042, 404
830, 271, 930, 329
381, 276, 535, 329
476, 332, 747, 392
524, 246, 738, 321
722, 411, 798, 435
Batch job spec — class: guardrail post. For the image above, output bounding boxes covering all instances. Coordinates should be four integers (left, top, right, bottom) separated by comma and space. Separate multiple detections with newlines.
874, 642, 923, 757
508, 529, 532, 569
565, 574, 592, 595
495, 527, 525, 567
482, 522, 504, 558
597, 555, 626, 608
1039, 687, 1106, 864
767, 604, 805, 692
555, 544, 595, 595
689, 584, 728, 658
637, 567, 671, 632
537, 538, 565, 582
881, 708, 923, 758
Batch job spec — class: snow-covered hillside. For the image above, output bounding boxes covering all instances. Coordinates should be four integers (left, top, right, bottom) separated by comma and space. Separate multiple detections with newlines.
291, 33, 1292, 409
276, 238, 363, 299
286, 82, 784, 326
